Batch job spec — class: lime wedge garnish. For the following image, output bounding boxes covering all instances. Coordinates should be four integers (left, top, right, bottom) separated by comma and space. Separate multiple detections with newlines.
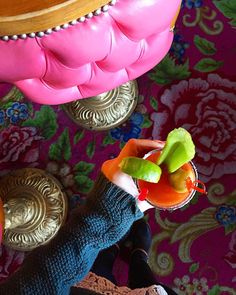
157, 128, 195, 173
119, 157, 162, 183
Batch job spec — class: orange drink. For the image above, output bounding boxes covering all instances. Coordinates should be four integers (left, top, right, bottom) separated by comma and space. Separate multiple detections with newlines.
119, 129, 207, 210
137, 149, 198, 211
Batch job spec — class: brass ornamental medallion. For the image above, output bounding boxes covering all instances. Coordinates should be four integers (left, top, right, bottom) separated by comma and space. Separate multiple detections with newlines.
63, 80, 139, 131
0, 168, 68, 251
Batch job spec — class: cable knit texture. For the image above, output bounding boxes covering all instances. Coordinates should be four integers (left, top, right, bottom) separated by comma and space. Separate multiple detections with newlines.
0, 0, 181, 104
0, 173, 143, 295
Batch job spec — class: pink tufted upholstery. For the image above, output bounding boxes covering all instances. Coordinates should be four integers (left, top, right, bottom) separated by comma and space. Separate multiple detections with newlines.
0, 0, 181, 105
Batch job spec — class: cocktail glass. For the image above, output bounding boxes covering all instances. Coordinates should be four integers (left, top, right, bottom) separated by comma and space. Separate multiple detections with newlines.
137, 149, 206, 211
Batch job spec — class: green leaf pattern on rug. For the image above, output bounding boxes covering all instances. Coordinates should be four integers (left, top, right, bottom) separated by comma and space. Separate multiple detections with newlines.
1, 101, 14, 110
189, 262, 199, 273
26, 102, 34, 115
13, 90, 24, 101
194, 35, 217, 55
74, 161, 95, 175
73, 130, 85, 144
207, 285, 220, 295
213, 0, 236, 28
225, 223, 236, 235
74, 175, 94, 194
194, 58, 223, 72
74, 161, 95, 193
149, 54, 191, 85
150, 96, 158, 111
23, 106, 58, 140
86, 141, 95, 159
102, 133, 116, 146
141, 114, 152, 128
49, 128, 71, 161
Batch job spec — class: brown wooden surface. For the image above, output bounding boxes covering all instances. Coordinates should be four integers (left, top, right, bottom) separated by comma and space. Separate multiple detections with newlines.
0, 0, 110, 36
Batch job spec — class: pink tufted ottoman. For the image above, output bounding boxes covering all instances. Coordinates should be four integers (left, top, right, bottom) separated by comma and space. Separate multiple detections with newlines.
0, 0, 181, 105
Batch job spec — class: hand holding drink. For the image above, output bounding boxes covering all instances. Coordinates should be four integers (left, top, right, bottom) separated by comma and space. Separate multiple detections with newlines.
102, 139, 165, 212
119, 128, 207, 211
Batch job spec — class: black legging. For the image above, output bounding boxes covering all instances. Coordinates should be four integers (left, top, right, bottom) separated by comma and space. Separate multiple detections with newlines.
88, 247, 177, 295
129, 250, 177, 295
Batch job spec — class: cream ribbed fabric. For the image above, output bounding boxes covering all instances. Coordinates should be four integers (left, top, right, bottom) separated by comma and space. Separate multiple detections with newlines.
75, 272, 168, 295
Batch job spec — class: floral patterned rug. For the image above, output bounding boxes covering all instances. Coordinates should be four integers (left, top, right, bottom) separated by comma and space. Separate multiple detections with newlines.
0, 1, 236, 294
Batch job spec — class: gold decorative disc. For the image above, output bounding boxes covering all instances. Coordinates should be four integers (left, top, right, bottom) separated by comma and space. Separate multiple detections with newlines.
63, 80, 139, 131
0, 168, 68, 251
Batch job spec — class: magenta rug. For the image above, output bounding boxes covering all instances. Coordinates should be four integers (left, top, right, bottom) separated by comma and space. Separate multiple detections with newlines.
0, 1, 236, 294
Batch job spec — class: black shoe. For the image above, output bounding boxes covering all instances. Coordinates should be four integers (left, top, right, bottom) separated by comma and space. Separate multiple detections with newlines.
130, 218, 152, 258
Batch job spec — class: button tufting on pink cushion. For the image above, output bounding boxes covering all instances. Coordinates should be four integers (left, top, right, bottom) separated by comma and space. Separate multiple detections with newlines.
0, 0, 181, 105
